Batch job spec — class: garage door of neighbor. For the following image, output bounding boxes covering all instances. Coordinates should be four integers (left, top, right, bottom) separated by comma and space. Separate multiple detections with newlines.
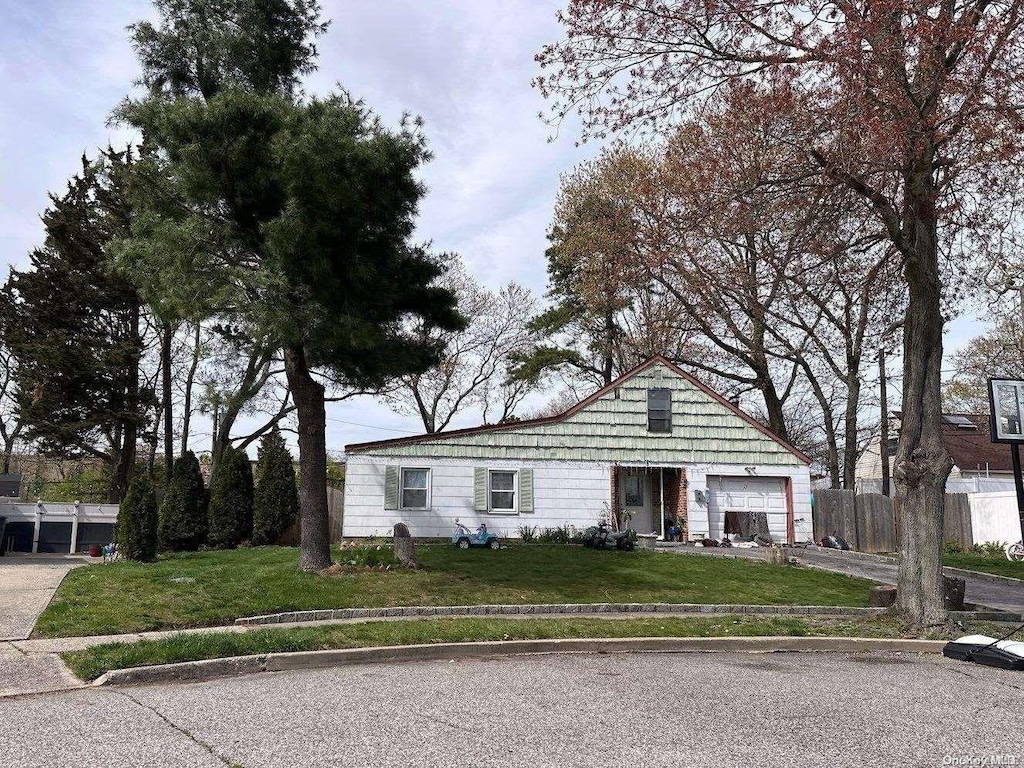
708, 477, 788, 543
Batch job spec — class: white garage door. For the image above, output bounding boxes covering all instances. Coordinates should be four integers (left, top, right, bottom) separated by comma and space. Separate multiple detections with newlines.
708, 477, 788, 542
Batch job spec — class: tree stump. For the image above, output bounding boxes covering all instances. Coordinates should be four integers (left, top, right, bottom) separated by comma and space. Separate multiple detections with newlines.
943, 576, 966, 611
869, 585, 897, 607
765, 547, 787, 566
393, 523, 417, 568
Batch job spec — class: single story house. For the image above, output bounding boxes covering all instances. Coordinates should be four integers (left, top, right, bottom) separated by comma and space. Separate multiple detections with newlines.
343, 356, 813, 542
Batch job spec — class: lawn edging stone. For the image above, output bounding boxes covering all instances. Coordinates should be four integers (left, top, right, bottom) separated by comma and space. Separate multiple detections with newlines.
235, 602, 893, 626
91, 636, 949, 688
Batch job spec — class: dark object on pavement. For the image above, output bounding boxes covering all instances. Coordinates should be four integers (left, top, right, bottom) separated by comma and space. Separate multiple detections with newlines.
822, 536, 841, 549
393, 522, 417, 567
868, 585, 897, 607
754, 533, 774, 547
583, 521, 636, 551
0, 515, 6, 556
719, 537, 732, 548
451, 521, 500, 550
835, 537, 851, 551
700, 537, 719, 548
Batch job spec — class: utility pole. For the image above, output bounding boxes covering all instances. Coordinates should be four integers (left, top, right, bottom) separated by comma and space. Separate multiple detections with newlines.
879, 349, 890, 497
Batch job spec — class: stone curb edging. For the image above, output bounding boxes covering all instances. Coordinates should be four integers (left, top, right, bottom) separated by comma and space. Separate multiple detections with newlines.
92, 636, 949, 688
234, 603, 889, 626
235, 603, 1022, 626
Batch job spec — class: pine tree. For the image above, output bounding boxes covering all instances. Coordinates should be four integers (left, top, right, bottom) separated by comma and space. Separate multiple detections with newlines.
252, 428, 298, 545
117, 1, 464, 572
207, 445, 254, 548
115, 474, 158, 561
158, 451, 207, 551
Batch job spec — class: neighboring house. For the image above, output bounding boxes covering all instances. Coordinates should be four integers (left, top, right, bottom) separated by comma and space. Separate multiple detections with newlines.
857, 412, 1018, 493
343, 356, 813, 542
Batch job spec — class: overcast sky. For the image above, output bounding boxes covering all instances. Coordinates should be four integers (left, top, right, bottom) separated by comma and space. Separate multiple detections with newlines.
0, 0, 987, 455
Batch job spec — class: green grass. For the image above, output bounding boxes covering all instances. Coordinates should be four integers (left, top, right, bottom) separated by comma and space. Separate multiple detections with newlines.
61, 613, 970, 682
35, 545, 875, 639
943, 553, 1024, 579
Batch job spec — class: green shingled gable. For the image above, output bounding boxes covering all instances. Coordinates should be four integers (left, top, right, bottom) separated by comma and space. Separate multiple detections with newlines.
354, 362, 803, 466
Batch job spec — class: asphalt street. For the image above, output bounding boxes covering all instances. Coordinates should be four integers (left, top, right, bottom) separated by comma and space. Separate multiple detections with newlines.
2, 651, 1022, 767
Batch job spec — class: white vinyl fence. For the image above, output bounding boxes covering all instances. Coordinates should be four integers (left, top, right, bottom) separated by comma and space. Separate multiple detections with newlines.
966, 491, 1024, 545
0, 501, 119, 554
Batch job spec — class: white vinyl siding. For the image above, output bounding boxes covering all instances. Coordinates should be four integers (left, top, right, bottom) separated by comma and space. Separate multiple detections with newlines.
400, 468, 430, 510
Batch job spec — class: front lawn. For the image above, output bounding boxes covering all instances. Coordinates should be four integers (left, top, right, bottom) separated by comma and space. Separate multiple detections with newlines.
36, 545, 874, 638
944, 553, 1024, 579
62, 613, 964, 682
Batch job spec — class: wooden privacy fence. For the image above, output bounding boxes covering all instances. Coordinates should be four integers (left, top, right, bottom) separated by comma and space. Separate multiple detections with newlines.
812, 490, 973, 553
277, 485, 345, 546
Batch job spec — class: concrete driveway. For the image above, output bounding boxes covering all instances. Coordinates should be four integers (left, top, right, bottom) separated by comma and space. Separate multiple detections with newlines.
0, 555, 88, 641
790, 548, 1024, 614
2, 652, 1020, 767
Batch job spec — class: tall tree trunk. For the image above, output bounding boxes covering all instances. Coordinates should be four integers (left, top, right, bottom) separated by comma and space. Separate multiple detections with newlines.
284, 344, 332, 572
894, 163, 953, 625
602, 305, 615, 385
161, 321, 174, 481
180, 323, 201, 455
842, 371, 861, 490
108, 304, 142, 503
2, 436, 14, 475
755, 365, 789, 441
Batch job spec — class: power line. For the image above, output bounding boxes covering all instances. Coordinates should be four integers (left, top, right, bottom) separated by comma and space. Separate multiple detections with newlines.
323, 416, 420, 435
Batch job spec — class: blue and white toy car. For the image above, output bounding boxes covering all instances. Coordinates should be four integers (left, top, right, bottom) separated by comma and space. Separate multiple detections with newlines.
451, 521, 500, 550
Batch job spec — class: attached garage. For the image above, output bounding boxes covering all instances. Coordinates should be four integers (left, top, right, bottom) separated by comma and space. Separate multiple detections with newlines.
708, 476, 791, 543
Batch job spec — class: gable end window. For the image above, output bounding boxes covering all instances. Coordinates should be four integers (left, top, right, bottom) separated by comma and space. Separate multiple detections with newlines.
400, 468, 430, 509
647, 388, 672, 433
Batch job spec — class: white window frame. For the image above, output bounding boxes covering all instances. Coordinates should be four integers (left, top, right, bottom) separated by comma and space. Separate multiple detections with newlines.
399, 467, 431, 510
488, 469, 518, 514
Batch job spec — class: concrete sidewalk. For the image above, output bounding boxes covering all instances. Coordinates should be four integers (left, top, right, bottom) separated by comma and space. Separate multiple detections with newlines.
0, 555, 89, 641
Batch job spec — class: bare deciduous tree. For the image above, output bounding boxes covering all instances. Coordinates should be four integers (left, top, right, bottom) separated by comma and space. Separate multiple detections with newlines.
384, 259, 539, 432
537, 0, 1024, 623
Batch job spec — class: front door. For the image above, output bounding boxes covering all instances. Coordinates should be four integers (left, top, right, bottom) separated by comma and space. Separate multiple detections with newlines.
620, 473, 654, 533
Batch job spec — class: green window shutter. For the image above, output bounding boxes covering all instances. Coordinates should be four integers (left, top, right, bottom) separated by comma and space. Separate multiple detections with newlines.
519, 469, 534, 513
384, 466, 399, 510
474, 467, 488, 511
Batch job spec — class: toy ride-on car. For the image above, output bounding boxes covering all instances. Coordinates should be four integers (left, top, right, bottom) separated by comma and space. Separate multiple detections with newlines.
452, 521, 500, 550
